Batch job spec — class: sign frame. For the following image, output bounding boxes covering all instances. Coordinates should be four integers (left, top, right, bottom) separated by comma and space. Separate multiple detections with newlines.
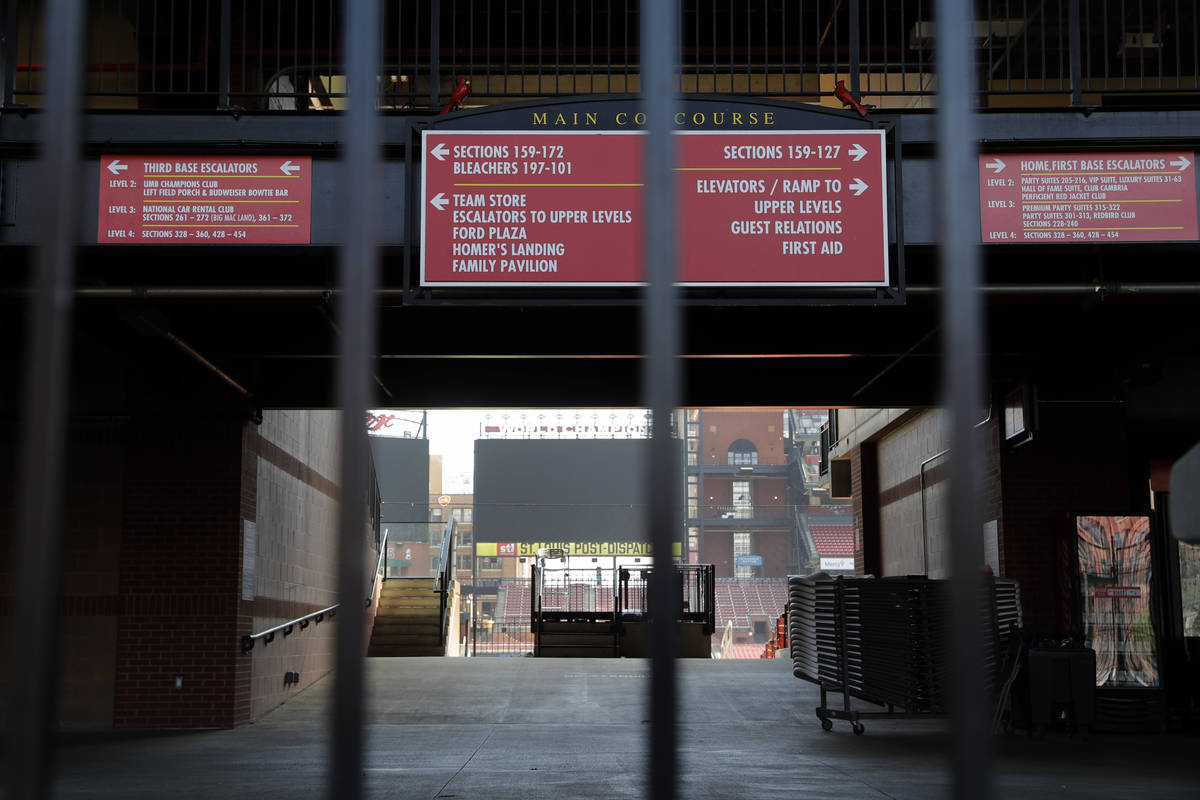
97, 154, 313, 244
420, 128, 890, 289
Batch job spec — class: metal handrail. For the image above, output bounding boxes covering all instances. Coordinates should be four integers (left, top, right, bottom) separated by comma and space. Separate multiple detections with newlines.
434, 518, 456, 646
241, 530, 388, 653
366, 529, 389, 607
241, 603, 340, 654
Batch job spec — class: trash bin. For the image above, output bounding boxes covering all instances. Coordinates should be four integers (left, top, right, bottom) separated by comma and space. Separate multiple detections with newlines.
1026, 646, 1096, 732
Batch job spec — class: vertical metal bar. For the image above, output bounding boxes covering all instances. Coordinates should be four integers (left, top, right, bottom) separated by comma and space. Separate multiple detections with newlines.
1113, 0, 1123, 88
446, 0, 453, 97
429, 0, 440, 109
330, 0, 381, 797
1, 0, 18, 106
218, 0, 231, 106
641, 1, 680, 799
115, 0, 123, 95
848, 0, 859, 95
2, 0, 83, 797
934, 1, 990, 800
203, 0, 211, 93
186, 0, 193, 93
1156, 0, 1163, 88
1068, 0, 1081, 104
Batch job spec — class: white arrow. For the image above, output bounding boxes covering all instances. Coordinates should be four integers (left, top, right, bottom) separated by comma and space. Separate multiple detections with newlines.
107, 159, 128, 175
280, 160, 300, 176
430, 142, 450, 161
848, 143, 868, 162
1171, 155, 1191, 171
848, 178, 869, 197
986, 157, 1006, 174
429, 192, 449, 211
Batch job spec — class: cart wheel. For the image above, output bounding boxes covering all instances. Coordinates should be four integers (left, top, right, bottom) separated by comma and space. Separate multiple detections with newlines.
820, 717, 833, 732
852, 722, 865, 736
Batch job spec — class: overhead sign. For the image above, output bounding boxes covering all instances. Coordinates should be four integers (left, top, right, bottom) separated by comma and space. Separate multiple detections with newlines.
421, 130, 889, 286
736, 554, 763, 567
978, 151, 1198, 243
98, 155, 312, 243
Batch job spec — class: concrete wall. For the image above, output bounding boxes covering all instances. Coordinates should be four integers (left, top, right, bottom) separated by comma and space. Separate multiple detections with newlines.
247, 411, 345, 721
867, 408, 1004, 579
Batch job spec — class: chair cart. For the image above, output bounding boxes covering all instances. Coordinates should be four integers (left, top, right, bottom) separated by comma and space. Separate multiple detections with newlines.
789, 574, 1022, 735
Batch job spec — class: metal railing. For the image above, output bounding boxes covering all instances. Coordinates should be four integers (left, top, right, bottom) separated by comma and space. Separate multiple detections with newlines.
240, 528, 388, 653
240, 602, 341, 653
4, 1, 1198, 110
434, 517, 456, 647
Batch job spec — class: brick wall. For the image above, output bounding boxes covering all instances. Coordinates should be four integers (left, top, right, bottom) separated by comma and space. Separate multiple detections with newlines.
114, 420, 243, 729
0, 423, 125, 730
999, 402, 1136, 631
757, 532, 790, 578
698, 410, 787, 466
850, 444, 881, 575
58, 427, 124, 729
705, 531, 733, 577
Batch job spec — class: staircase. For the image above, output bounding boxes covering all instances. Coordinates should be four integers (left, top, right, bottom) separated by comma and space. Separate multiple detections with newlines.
368, 578, 445, 657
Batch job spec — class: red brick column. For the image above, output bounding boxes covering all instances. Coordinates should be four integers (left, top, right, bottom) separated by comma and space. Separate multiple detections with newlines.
850, 444, 881, 576
114, 421, 244, 728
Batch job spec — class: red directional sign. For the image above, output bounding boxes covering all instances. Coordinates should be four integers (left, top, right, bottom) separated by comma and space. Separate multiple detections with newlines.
98, 155, 312, 244
420, 131, 889, 286
978, 151, 1198, 243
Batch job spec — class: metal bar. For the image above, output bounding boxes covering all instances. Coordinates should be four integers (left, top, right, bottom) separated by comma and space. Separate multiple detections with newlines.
330, 0, 382, 797
2, 0, 83, 797
244, 602, 342, 648
848, 0, 859, 95
1069, 0, 1082, 105
1, 0, 18, 105
218, 0, 230, 107
164, 331, 253, 399
642, 0, 680, 798
429, 0, 440, 109
935, 1, 990, 799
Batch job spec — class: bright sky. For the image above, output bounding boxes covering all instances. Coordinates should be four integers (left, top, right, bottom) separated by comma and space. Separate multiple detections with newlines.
369, 408, 648, 493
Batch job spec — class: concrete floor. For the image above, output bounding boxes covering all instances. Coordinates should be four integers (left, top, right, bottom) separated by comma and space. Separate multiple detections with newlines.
52, 658, 1196, 799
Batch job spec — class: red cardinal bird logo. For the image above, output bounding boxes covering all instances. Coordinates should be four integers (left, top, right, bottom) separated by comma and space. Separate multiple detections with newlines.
440, 77, 471, 114
833, 80, 869, 118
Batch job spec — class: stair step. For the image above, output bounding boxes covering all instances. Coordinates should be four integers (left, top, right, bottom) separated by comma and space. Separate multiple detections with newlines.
368, 645, 445, 657
370, 633, 441, 646
377, 596, 440, 608
375, 611, 440, 621
371, 621, 440, 635
380, 586, 439, 596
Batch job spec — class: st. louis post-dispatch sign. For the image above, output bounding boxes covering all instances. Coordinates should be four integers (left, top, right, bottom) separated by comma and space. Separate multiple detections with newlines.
475, 541, 683, 558
98, 155, 312, 244
420, 130, 888, 287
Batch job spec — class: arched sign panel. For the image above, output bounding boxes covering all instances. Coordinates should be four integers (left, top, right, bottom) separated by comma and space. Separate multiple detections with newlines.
418, 96, 899, 293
